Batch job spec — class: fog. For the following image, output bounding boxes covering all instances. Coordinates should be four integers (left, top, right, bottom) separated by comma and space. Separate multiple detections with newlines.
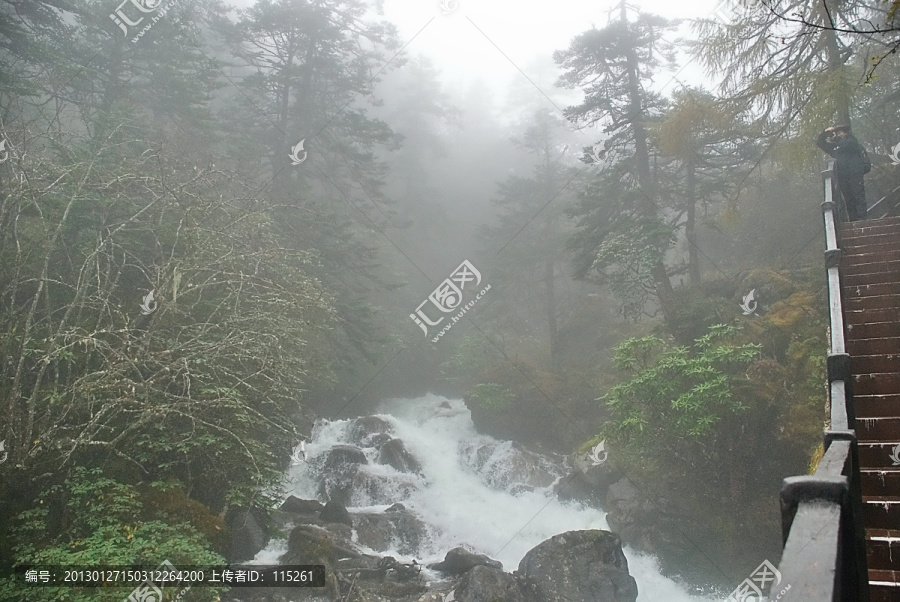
0, 0, 895, 600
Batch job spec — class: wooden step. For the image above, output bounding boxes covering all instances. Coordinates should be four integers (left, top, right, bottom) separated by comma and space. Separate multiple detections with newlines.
869, 573, 900, 602
844, 250, 900, 266
843, 259, 900, 277
849, 338, 900, 356
843, 226, 900, 241
845, 296, 900, 311
845, 271, 900, 287
838, 216, 900, 601
848, 323, 900, 341
840, 233, 900, 247
843, 233, 900, 249
867, 529, 900, 572
842, 216, 900, 234
862, 469, 900, 497
846, 283, 900, 299
860, 442, 900, 469
857, 416, 900, 442
854, 373, 900, 396
863, 497, 900, 530
857, 395, 900, 419
855, 356, 900, 374
847, 309, 900, 325
856, 373, 900, 397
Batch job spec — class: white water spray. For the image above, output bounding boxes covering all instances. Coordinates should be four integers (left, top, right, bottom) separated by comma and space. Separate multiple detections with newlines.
267, 393, 723, 601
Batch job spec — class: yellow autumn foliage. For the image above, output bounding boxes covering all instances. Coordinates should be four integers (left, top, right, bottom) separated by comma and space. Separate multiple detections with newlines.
765, 291, 816, 329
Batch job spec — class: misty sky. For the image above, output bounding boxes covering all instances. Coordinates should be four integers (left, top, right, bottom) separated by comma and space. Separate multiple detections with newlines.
380, 0, 720, 89
228, 0, 724, 104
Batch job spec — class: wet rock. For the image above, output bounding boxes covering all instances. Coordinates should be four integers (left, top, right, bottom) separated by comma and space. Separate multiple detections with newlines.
428, 546, 502, 575
463, 365, 585, 451
431, 400, 466, 419
518, 530, 638, 602
353, 507, 428, 555
378, 555, 423, 581
334, 554, 388, 575
460, 440, 562, 492
280, 496, 324, 516
319, 461, 422, 507
282, 524, 361, 566
378, 437, 423, 474
456, 565, 527, 602
320, 500, 353, 527
226, 507, 269, 563
316, 444, 369, 506
602, 477, 715, 586
322, 444, 368, 470
347, 416, 395, 447
604, 477, 665, 552
556, 458, 623, 506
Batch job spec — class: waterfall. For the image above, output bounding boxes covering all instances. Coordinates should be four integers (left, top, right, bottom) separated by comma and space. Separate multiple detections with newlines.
257, 393, 723, 601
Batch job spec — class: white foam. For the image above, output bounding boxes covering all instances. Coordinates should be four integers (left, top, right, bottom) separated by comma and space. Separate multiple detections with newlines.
273, 393, 722, 601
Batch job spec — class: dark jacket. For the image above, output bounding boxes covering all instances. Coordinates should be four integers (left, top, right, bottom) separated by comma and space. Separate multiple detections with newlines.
816, 130, 867, 175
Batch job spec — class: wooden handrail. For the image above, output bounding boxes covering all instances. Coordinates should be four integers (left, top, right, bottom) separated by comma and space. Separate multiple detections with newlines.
774, 161, 868, 601
867, 182, 900, 219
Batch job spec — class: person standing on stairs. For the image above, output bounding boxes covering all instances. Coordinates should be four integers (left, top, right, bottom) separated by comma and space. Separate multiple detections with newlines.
816, 124, 869, 221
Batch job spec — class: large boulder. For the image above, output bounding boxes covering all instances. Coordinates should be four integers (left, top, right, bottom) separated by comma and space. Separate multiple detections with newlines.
518, 530, 638, 602
321, 444, 369, 470
281, 524, 361, 566
280, 496, 325, 516
455, 565, 527, 602
428, 547, 502, 576
316, 442, 423, 506
320, 500, 353, 527
555, 451, 623, 506
353, 505, 429, 555
603, 477, 676, 556
226, 507, 269, 563
347, 416, 394, 448
323, 467, 422, 507
316, 444, 369, 506
602, 477, 725, 587
378, 438, 423, 474
460, 440, 562, 493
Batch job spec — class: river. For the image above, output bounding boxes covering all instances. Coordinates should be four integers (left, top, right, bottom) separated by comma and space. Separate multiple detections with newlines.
254, 393, 724, 601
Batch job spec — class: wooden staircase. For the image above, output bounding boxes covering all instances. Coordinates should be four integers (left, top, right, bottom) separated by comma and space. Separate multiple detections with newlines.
841, 215, 900, 601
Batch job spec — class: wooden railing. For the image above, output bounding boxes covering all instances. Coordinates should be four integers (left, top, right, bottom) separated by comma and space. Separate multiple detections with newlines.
774, 161, 869, 600
868, 182, 900, 219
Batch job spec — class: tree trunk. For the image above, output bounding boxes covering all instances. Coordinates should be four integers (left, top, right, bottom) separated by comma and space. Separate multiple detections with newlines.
622, 3, 675, 322
818, 0, 851, 125
686, 151, 700, 285
543, 142, 559, 362
545, 258, 558, 361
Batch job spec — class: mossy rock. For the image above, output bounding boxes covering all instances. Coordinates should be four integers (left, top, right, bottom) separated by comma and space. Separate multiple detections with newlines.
138, 482, 228, 551
464, 361, 585, 450
283, 525, 338, 566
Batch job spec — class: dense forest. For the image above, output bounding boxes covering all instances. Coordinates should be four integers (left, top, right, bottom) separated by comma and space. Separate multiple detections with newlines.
0, 0, 898, 600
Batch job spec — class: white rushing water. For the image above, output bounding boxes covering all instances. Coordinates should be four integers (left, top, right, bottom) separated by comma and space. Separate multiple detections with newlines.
266, 393, 723, 601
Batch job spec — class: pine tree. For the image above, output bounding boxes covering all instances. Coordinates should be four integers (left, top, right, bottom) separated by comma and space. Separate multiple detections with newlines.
555, 2, 679, 323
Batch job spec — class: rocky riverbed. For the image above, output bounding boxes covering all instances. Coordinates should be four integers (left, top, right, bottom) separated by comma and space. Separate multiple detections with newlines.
221, 395, 718, 602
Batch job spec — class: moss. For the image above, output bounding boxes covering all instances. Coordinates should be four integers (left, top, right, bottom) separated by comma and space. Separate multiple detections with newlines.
467, 383, 515, 411
808, 443, 825, 474
138, 483, 227, 551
